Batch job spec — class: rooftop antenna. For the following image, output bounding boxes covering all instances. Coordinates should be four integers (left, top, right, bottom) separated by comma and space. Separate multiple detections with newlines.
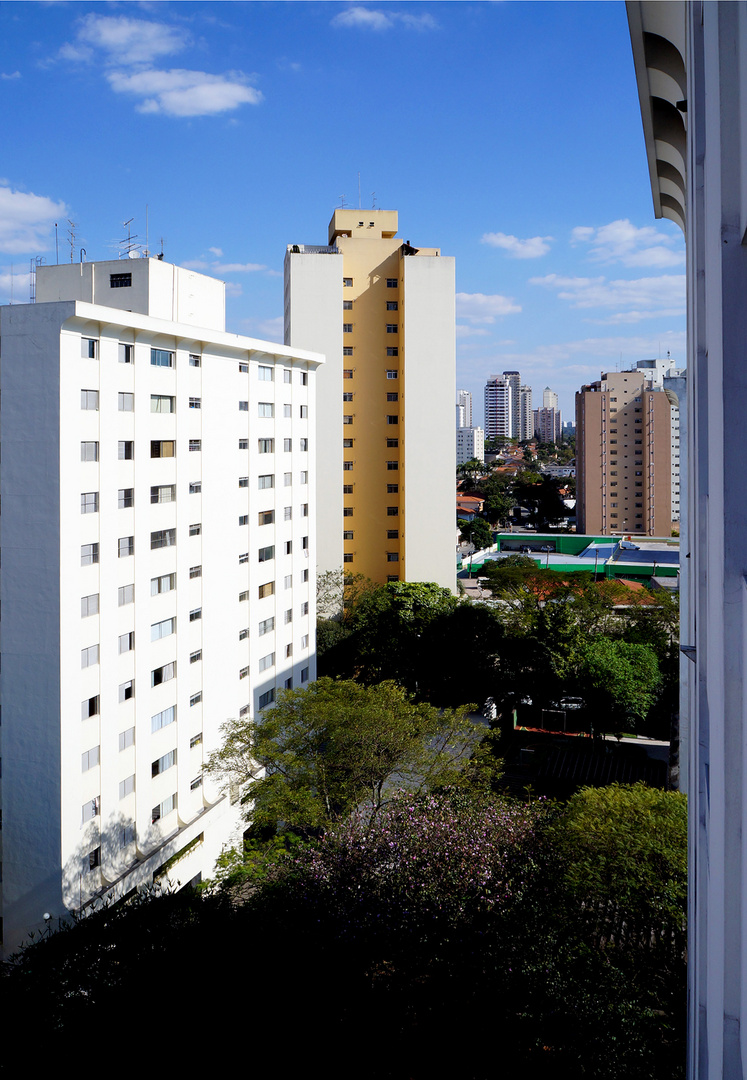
144, 205, 150, 258
119, 218, 140, 259
371, 191, 377, 209
54, 222, 59, 265
338, 194, 348, 209
157, 236, 165, 261
67, 219, 77, 263
358, 172, 361, 209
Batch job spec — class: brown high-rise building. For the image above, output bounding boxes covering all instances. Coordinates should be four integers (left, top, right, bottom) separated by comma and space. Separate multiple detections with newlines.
575, 369, 673, 536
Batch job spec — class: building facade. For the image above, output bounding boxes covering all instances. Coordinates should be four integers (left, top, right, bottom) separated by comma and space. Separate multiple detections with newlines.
484, 376, 512, 441
456, 388, 472, 429
456, 426, 485, 466
628, 5, 747, 1075
533, 406, 562, 444
0, 257, 322, 954
575, 368, 675, 536
284, 209, 455, 590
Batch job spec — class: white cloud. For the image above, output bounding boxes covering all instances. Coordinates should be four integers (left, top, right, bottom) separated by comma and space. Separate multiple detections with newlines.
242, 316, 284, 341
0, 269, 32, 300
456, 325, 489, 338
0, 185, 68, 255
457, 292, 521, 322
73, 13, 188, 64
208, 247, 223, 258
571, 218, 685, 269
107, 68, 263, 117
1, 71, 21, 80
212, 261, 266, 274
530, 273, 685, 318
481, 231, 553, 259
331, 7, 437, 31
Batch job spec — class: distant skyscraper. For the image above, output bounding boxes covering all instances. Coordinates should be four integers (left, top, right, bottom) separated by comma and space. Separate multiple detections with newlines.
543, 386, 559, 410
484, 376, 512, 440
456, 426, 485, 466
503, 370, 521, 438
534, 406, 562, 444
519, 384, 533, 441
456, 388, 472, 428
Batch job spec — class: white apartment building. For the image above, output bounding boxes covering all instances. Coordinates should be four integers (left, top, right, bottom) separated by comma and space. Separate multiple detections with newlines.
518, 384, 533, 442
0, 257, 322, 954
456, 388, 473, 429
534, 406, 562, 444
634, 358, 684, 522
456, 426, 485, 466
484, 377, 512, 441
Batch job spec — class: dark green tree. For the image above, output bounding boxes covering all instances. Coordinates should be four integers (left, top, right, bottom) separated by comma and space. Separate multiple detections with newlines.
459, 515, 493, 550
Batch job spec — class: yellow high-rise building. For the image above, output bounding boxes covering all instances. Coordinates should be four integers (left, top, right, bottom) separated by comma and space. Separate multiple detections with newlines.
284, 210, 455, 590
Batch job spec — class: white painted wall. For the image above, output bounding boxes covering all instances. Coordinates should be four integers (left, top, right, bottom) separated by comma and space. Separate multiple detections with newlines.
402, 253, 456, 591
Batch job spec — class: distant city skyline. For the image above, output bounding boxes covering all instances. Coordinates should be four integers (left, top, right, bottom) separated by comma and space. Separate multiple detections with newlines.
0, 2, 685, 419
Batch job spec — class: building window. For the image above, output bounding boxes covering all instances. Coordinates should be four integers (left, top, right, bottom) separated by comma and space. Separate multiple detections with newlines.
386, 301, 398, 311
189, 565, 202, 579
81, 389, 99, 410
386, 278, 397, 288
284, 472, 292, 486
239, 552, 249, 564
119, 679, 134, 702
387, 506, 399, 516
151, 348, 174, 368
343, 300, 353, 311
239, 590, 250, 602
239, 438, 249, 451
259, 617, 275, 635
151, 394, 175, 414
151, 528, 176, 550
258, 510, 275, 527
258, 653, 275, 672
387, 484, 399, 494
151, 572, 176, 596
301, 601, 309, 615
343, 530, 354, 541
239, 401, 249, 412
81, 491, 99, 514
300, 471, 308, 484
190, 650, 202, 664
259, 581, 275, 599
190, 691, 203, 706
189, 439, 201, 452
386, 347, 399, 357
190, 733, 203, 748
343, 277, 353, 287
151, 706, 176, 733
343, 439, 353, 449
386, 369, 398, 379
238, 362, 249, 374
343, 369, 353, 379
118, 488, 134, 509
81, 543, 99, 566
284, 574, 292, 589
300, 438, 308, 452
343, 461, 353, 471
151, 662, 175, 687
386, 392, 399, 402
386, 324, 398, 334
343, 507, 353, 518
259, 545, 274, 563
302, 503, 308, 517
119, 727, 135, 751
257, 475, 273, 489
118, 536, 135, 558
151, 484, 176, 504
119, 343, 133, 363
258, 365, 273, 381
259, 439, 274, 454
387, 530, 399, 539
343, 484, 353, 494
386, 461, 398, 471
152, 750, 176, 777
82, 695, 100, 720
188, 397, 201, 410
387, 574, 399, 583
191, 775, 203, 791
189, 523, 201, 537
189, 608, 202, 622
151, 617, 176, 641
119, 583, 135, 606
81, 592, 99, 618
284, 506, 292, 520
189, 481, 202, 495
283, 404, 292, 418
118, 440, 134, 460
303, 569, 309, 582
118, 392, 134, 412
386, 415, 398, 425
258, 402, 274, 418
343, 347, 353, 357
152, 794, 177, 823
111, 273, 131, 288
239, 666, 250, 681
82, 798, 100, 824
239, 627, 249, 640
343, 553, 354, 563
259, 689, 275, 709
151, 440, 176, 458
284, 439, 292, 452
301, 667, 309, 684
284, 541, 293, 555
387, 552, 399, 563
302, 372, 309, 389
81, 441, 99, 462
343, 323, 353, 334
189, 354, 201, 367
283, 369, 292, 384
82, 338, 98, 359
118, 631, 135, 654
300, 405, 308, 418
386, 438, 399, 448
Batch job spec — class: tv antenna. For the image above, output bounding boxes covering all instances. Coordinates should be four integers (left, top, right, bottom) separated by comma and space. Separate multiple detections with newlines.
371, 191, 377, 209
67, 219, 78, 263
119, 218, 140, 259
338, 194, 348, 209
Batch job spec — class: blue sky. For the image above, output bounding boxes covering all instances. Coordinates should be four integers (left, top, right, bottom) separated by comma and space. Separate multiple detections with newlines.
0, 1, 685, 423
